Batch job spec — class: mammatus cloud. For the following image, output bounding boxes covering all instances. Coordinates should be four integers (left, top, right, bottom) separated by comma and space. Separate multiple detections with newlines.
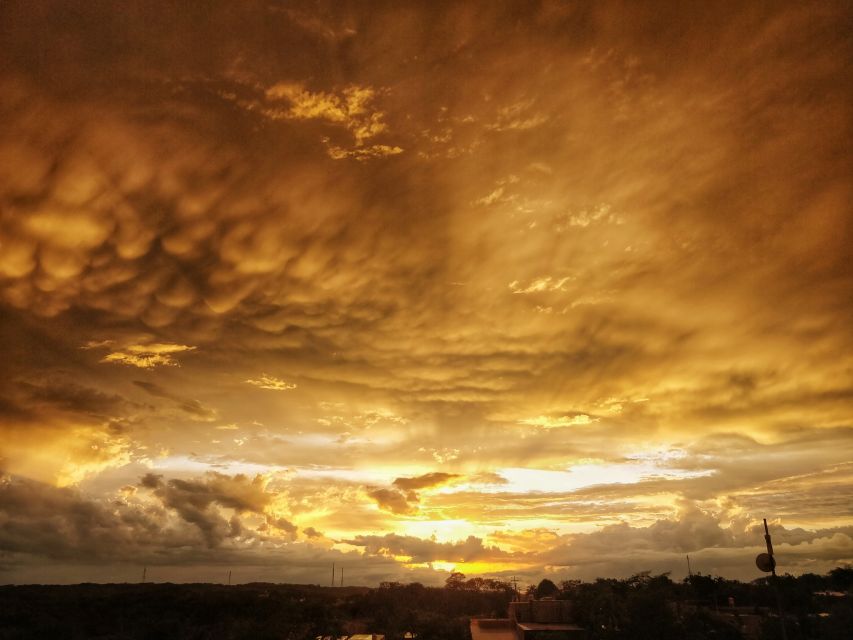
0, 1, 851, 585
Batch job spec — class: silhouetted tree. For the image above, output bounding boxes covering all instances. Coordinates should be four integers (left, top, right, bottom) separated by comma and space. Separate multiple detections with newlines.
559, 579, 582, 595
534, 578, 559, 599
623, 590, 678, 640
829, 565, 853, 591
822, 602, 853, 640
445, 572, 466, 590
1, 567, 850, 640
679, 609, 743, 640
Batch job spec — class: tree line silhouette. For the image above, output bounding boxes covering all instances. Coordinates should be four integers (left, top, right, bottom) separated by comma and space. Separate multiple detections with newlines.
0, 566, 849, 639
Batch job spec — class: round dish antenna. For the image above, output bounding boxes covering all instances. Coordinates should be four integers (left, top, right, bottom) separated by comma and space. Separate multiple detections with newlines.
755, 552, 775, 573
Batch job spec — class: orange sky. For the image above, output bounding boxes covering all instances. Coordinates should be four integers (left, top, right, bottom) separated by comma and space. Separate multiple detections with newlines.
0, 1, 851, 585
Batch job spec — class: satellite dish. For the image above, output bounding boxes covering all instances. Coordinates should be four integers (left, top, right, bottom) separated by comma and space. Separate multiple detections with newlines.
755, 553, 775, 572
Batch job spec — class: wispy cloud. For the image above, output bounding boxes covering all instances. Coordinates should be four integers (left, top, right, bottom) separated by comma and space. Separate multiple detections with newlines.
100, 343, 196, 369
518, 414, 597, 428
245, 375, 297, 391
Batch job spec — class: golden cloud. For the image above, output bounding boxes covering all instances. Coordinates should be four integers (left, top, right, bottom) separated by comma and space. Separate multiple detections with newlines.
101, 343, 196, 369
245, 375, 297, 391
518, 414, 597, 429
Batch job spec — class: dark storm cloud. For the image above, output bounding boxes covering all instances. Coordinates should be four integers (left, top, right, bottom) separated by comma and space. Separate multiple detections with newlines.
538, 503, 853, 580
0, 474, 446, 586
138, 472, 275, 547
265, 515, 298, 536
15, 378, 130, 418
367, 488, 417, 516
0, 474, 176, 562
392, 472, 461, 493
1, 0, 849, 426
139, 472, 272, 513
132, 380, 216, 421
343, 533, 515, 564
366, 472, 463, 515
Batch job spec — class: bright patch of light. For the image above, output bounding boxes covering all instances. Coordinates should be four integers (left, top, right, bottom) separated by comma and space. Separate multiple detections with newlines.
412, 560, 530, 574
295, 463, 434, 485
398, 518, 487, 543
464, 461, 711, 495
150, 456, 283, 476
295, 467, 389, 484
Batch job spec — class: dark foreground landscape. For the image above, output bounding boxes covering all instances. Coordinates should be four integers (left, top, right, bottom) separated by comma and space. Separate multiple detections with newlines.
1, 568, 851, 640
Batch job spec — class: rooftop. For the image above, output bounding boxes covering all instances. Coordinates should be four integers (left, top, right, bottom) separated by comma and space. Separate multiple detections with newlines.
517, 623, 586, 631
469, 620, 516, 640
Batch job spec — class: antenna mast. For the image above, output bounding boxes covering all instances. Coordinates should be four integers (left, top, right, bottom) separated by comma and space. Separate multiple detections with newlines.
756, 519, 788, 640
763, 519, 777, 578
510, 576, 520, 600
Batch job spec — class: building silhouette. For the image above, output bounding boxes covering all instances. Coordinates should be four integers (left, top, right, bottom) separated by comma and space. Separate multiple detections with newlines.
470, 596, 586, 640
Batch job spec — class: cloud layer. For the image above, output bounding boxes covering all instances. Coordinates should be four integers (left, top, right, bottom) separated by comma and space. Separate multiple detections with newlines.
0, 1, 851, 585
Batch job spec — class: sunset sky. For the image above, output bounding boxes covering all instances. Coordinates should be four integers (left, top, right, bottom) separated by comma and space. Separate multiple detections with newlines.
1, 1, 851, 586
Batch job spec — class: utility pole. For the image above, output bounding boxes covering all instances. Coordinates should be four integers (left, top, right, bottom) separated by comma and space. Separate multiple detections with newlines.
340, 566, 343, 587
756, 518, 788, 640
510, 576, 520, 600
142, 566, 147, 583
686, 555, 693, 579
228, 570, 232, 586
332, 562, 335, 587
